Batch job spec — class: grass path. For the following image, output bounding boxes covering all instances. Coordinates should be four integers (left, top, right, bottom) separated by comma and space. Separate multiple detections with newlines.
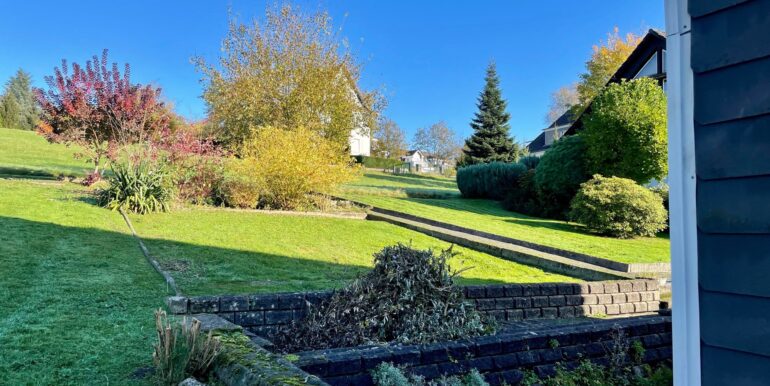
340, 172, 670, 264
0, 179, 167, 385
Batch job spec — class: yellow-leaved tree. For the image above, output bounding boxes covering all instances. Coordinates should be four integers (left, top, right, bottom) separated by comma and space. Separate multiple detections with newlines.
575, 28, 642, 110
195, 4, 382, 151
220, 126, 360, 210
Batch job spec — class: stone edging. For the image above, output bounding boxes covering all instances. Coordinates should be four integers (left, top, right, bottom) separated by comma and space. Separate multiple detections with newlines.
295, 315, 672, 385
352, 201, 669, 274
167, 280, 661, 338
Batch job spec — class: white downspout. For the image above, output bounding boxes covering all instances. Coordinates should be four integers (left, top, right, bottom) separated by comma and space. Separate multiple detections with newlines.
664, 0, 701, 385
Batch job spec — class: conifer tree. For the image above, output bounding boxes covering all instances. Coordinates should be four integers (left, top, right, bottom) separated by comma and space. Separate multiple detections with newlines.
0, 69, 39, 130
460, 62, 518, 166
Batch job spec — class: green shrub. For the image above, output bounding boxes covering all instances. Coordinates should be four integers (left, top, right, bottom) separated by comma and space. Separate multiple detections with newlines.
518, 155, 540, 170
98, 159, 173, 214
456, 162, 527, 199
501, 169, 540, 216
570, 175, 668, 238
650, 183, 670, 231
534, 135, 591, 218
355, 155, 404, 169
371, 363, 488, 386
582, 78, 667, 183
217, 158, 262, 208
274, 244, 492, 352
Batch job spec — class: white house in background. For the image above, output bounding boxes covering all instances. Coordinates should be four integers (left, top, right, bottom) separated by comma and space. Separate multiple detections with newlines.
349, 128, 371, 156
400, 150, 427, 172
346, 77, 372, 156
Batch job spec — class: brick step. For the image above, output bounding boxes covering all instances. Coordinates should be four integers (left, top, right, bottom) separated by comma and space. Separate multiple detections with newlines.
367, 210, 635, 281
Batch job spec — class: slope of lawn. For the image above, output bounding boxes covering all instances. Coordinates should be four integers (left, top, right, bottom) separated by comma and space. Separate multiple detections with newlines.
0, 179, 167, 385
129, 207, 582, 296
340, 172, 670, 265
342, 170, 461, 198
0, 127, 89, 178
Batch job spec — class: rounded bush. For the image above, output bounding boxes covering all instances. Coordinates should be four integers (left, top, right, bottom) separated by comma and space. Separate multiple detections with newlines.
99, 159, 173, 214
534, 135, 591, 218
569, 175, 668, 238
456, 162, 526, 200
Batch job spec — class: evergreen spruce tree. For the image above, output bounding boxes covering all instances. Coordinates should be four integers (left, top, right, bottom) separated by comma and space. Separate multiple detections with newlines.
459, 62, 518, 166
0, 69, 39, 130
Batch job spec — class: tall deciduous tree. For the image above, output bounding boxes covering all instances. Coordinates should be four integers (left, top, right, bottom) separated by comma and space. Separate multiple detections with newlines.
576, 28, 641, 110
372, 118, 407, 159
36, 50, 171, 173
196, 4, 382, 151
0, 69, 39, 130
544, 84, 579, 124
460, 62, 518, 166
413, 121, 460, 163
582, 78, 667, 183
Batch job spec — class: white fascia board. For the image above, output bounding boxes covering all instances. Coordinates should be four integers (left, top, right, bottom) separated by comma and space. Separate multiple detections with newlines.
665, 0, 701, 385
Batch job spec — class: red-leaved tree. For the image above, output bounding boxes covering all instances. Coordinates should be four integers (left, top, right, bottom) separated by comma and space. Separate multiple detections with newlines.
36, 49, 171, 175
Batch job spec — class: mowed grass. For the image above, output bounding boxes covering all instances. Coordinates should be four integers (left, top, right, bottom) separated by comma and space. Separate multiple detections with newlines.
342, 170, 461, 198
0, 179, 168, 385
0, 127, 90, 178
129, 208, 582, 296
340, 172, 670, 264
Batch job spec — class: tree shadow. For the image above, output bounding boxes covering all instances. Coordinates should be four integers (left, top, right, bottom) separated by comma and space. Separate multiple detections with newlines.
0, 215, 513, 299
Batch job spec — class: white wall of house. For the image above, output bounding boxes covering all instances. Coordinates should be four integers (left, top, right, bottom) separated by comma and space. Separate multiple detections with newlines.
349, 127, 371, 156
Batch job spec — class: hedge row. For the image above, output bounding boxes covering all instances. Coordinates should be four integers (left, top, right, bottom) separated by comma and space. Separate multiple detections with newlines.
456, 162, 526, 200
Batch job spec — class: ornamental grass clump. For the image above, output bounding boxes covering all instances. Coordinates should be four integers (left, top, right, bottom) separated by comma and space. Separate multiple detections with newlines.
152, 309, 221, 385
98, 159, 173, 214
274, 243, 492, 352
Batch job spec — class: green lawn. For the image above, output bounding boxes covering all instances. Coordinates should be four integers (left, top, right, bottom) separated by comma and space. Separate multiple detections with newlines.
0, 127, 90, 178
0, 179, 582, 383
340, 172, 670, 264
342, 170, 461, 198
0, 179, 167, 385
129, 207, 581, 296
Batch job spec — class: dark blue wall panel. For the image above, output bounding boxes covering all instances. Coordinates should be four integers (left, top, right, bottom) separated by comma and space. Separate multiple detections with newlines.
701, 346, 770, 386
695, 114, 770, 180
689, 0, 751, 18
697, 176, 770, 233
700, 291, 770, 356
699, 234, 770, 297
692, 1, 770, 73
694, 57, 770, 125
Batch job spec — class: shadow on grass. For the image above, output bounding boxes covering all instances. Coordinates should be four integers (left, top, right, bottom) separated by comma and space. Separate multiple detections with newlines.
0, 215, 510, 298
0, 165, 75, 180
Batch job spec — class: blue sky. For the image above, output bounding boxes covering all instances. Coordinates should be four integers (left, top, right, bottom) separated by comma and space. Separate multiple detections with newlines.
0, 1, 663, 144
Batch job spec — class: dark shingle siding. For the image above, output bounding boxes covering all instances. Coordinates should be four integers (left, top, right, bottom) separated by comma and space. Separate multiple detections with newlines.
694, 56, 770, 125
692, 0, 770, 378
701, 346, 770, 386
691, 1, 770, 73
695, 114, 770, 180
699, 234, 770, 297
696, 176, 770, 233
699, 291, 770, 356
689, 0, 751, 18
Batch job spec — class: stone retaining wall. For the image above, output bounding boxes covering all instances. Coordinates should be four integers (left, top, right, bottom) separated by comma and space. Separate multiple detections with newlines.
168, 280, 660, 338
295, 315, 672, 385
